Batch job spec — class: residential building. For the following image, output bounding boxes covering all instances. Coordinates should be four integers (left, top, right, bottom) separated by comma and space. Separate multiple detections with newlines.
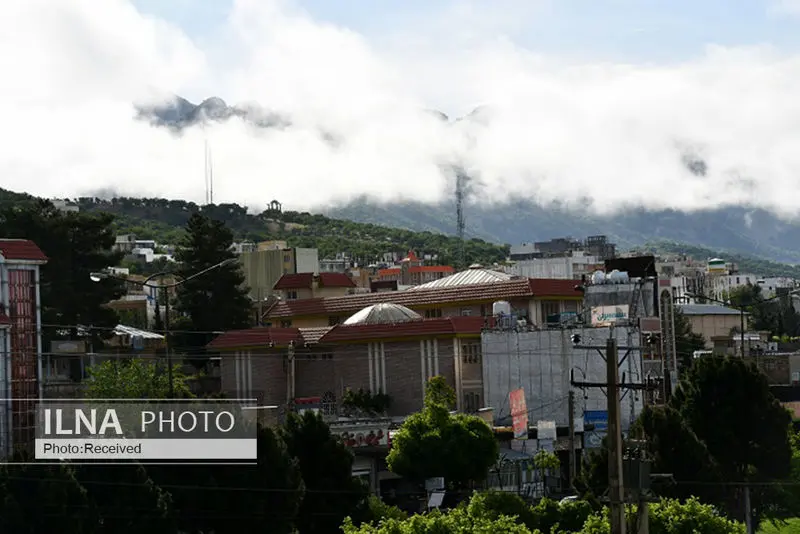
114, 234, 137, 253
239, 247, 319, 300
511, 250, 603, 280
676, 304, 746, 349
0, 239, 48, 457
262, 267, 584, 329
375, 251, 455, 286
231, 241, 256, 254
274, 272, 357, 302
510, 235, 616, 262
320, 253, 353, 273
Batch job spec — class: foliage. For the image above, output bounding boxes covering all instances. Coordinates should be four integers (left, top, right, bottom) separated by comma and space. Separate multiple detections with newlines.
149, 425, 304, 534
342, 388, 393, 416
71, 195, 509, 267
728, 284, 800, 338
0, 200, 124, 346
84, 359, 193, 399
74, 462, 175, 534
350, 495, 409, 527
642, 240, 800, 279
671, 356, 793, 523
173, 213, 253, 357
0, 458, 97, 533
387, 377, 498, 488
280, 411, 369, 534
672, 308, 706, 369
648, 497, 745, 534
342, 504, 535, 534
533, 450, 560, 471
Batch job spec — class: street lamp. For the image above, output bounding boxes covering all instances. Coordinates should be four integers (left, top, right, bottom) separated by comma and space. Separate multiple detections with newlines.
90, 258, 237, 397
684, 289, 800, 358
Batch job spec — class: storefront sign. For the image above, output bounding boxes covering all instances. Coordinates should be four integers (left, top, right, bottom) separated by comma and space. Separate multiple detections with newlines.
335, 426, 389, 448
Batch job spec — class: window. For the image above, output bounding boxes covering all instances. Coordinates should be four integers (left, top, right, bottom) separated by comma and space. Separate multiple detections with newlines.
462, 342, 482, 364
542, 301, 560, 317
425, 308, 442, 318
321, 391, 337, 416
287, 291, 298, 300
280, 320, 292, 328
283, 254, 291, 263
463, 392, 481, 413
328, 316, 341, 326
460, 308, 472, 316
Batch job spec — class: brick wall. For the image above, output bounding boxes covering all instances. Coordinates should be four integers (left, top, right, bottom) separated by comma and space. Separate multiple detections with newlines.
220, 349, 287, 407
745, 355, 790, 385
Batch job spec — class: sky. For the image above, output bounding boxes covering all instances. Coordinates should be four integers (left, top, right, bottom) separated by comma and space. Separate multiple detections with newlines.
2, 0, 800, 215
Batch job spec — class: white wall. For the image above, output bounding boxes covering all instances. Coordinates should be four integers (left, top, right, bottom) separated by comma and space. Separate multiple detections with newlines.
295, 248, 320, 274
481, 326, 644, 431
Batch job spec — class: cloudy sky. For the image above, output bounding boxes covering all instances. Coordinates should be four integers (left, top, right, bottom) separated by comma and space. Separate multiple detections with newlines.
2, 0, 800, 214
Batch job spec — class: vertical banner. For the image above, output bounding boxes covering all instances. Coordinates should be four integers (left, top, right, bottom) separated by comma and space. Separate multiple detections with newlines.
509, 388, 528, 440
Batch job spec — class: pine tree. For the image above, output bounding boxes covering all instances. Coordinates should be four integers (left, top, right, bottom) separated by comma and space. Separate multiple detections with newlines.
173, 213, 252, 360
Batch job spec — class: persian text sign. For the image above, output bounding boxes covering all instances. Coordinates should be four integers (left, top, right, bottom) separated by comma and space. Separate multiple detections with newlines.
34, 400, 257, 462
509, 388, 528, 440
590, 305, 630, 326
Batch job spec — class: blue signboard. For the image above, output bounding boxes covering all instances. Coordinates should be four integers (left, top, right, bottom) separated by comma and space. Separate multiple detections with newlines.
583, 410, 608, 431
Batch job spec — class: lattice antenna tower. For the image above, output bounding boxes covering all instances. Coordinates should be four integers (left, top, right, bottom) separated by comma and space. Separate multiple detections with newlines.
455, 171, 466, 268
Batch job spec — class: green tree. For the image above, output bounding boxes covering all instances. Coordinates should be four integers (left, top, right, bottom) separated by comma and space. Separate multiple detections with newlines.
342, 504, 533, 534
673, 308, 706, 369
671, 356, 793, 524
387, 377, 498, 489
0, 458, 98, 533
150, 425, 304, 534
84, 359, 193, 399
173, 213, 252, 359
75, 463, 175, 534
0, 201, 124, 346
280, 411, 368, 534
648, 497, 745, 534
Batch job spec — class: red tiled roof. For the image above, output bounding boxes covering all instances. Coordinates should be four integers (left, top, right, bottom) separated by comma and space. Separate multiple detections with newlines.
0, 239, 47, 262
319, 315, 486, 343
266, 278, 582, 319
207, 327, 303, 349
273, 272, 356, 290
377, 265, 456, 277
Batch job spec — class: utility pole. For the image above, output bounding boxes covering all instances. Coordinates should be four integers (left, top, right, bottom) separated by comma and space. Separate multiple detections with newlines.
163, 285, 174, 398
568, 390, 577, 488
606, 337, 626, 534
744, 486, 753, 534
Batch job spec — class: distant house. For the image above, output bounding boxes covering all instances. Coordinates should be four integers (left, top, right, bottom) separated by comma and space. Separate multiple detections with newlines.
274, 272, 356, 302
677, 303, 747, 349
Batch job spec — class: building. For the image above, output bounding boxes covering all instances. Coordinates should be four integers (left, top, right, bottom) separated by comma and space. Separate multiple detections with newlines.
676, 304, 746, 350
481, 325, 645, 447
262, 267, 584, 329
511, 250, 603, 280
510, 236, 616, 262
273, 272, 357, 301
239, 247, 319, 300
375, 251, 455, 286
0, 239, 48, 456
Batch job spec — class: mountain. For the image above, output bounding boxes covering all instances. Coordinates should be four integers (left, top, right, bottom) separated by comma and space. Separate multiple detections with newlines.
134, 96, 800, 264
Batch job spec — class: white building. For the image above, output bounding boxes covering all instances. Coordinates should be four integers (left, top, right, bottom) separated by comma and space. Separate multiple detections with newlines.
511, 251, 603, 280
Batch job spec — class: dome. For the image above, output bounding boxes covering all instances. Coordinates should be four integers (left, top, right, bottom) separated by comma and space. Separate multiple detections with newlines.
343, 303, 423, 326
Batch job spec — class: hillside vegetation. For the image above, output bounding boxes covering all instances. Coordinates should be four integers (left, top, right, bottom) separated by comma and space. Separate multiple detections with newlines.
638, 240, 800, 278
3, 192, 508, 266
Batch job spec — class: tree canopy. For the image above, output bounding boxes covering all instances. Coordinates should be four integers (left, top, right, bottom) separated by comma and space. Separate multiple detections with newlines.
673, 308, 706, 369
173, 213, 252, 356
387, 376, 498, 489
83, 359, 193, 399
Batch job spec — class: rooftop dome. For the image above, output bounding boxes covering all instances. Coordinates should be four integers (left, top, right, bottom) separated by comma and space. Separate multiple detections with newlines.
410, 267, 513, 290
343, 303, 423, 326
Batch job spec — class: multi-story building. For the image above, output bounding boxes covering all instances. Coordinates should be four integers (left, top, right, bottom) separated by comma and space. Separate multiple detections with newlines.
510, 236, 616, 262
375, 252, 455, 286
262, 267, 583, 329
273, 273, 357, 301
511, 250, 603, 280
239, 246, 319, 300
0, 239, 48, 457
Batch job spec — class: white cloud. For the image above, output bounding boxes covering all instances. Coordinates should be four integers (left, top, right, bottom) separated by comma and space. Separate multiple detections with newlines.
769, 0, 800, 16
2, 0, 800, 217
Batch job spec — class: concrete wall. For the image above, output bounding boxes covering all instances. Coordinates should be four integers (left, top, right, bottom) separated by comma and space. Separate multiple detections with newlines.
481, 326, 644, 430
583, 281, 656, 318
687, 315, 741, 348
295, 248, 320, 274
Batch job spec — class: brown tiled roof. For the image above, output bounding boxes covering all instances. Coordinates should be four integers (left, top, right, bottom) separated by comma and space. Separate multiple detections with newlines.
273, 272, 356, 290
319, 316, 486, 343
298, 327, 333, 344
266, 278, 582, 319
0, 239, 47, 262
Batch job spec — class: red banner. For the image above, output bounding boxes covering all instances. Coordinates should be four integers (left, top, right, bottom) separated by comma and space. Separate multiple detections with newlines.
509, 388, 528, 439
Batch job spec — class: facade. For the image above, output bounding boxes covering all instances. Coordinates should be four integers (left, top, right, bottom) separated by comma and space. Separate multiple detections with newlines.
0, 239, 48, 457
512, 251, 604, 280
273, 272, 356, 301
263, 271, 584, 329
239, 247, 320, 300
676, 304, 745, 349
510, 236, 616, 262
375, 252, 455, 286
481, 325, 645, 435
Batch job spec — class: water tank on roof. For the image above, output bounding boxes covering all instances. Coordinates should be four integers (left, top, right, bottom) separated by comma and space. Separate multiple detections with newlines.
493, 301, 512, 316
608, 270, 629, 284
591, 270, 606, 285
